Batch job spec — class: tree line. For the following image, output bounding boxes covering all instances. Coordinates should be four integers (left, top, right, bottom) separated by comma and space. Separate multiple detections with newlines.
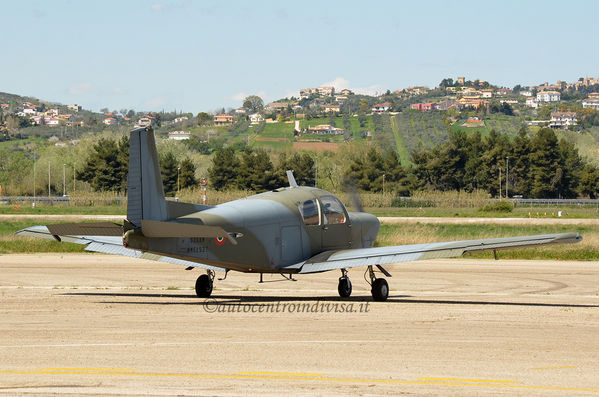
76, 136, 197, 195
344, 127, 599, 198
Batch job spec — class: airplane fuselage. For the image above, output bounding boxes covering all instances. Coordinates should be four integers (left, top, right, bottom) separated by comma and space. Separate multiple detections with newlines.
124, 187, 379, 273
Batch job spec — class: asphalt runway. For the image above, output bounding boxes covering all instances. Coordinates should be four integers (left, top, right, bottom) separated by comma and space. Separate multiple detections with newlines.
1, 254, 599, 395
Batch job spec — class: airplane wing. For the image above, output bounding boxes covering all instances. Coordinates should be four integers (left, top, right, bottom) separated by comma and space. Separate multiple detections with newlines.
296, 233, 582, 274
15, 225, 225, 272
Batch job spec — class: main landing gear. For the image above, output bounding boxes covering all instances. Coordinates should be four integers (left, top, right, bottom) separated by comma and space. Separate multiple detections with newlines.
195, 270, 214, 297
367, 265, 389, 301
337, 266, 390, 301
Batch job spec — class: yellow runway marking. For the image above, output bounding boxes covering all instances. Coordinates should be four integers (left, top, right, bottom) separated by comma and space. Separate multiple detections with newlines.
237, 371, 323, 376
532, 365, 577, 370
1, 369, 598, 392
419, 377, 517, 383
41, 367, 136, 372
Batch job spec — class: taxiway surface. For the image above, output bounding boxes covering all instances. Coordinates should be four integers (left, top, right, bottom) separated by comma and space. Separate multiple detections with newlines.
1, 254, 599, 395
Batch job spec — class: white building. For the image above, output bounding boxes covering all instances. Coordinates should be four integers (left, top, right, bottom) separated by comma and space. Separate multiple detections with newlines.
67, 104, 82, 112
307, 124, 344, 135
582, 98, 599, 110
525, 97, 538, 108
168, 131, 191, 140
537, 91, 560, 102
549, 111, 577, 128
103, 117, 117, 125
249, 113, 264, 124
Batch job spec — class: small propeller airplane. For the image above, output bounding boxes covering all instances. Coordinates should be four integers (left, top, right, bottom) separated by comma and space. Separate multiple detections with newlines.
17, 127, 583, 301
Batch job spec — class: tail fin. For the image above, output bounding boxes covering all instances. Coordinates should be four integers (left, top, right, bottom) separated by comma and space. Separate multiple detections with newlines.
127, 127, 167, 227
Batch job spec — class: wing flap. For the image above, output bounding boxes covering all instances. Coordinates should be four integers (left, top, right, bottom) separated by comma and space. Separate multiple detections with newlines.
298, 233, 582, 274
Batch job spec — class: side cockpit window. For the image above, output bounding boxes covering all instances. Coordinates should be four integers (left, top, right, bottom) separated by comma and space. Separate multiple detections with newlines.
298, 199, 320, 225
320, 195, 346, 224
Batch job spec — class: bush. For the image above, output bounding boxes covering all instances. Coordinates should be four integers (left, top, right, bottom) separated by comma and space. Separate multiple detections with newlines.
480, 200, 514, 212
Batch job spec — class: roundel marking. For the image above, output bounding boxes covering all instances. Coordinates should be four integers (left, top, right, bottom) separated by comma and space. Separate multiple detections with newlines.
215, 236, 226, 246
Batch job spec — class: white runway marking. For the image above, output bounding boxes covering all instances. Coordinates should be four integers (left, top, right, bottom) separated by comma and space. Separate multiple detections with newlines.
0, 340, 388, 349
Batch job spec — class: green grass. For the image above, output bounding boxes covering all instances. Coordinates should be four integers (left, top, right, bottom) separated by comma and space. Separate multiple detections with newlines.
376, 223, 598, 261
0, 219, 88, 254
390, 115, 410, 165
0, 204, 125, 215
1, 218, 595, 260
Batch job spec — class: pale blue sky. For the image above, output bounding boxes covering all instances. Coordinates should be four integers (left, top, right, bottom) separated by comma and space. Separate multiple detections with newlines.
2, 0, 598, 113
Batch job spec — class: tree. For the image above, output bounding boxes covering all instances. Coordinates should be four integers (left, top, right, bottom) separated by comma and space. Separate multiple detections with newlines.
160, 152, 178, 195
76, 136, 129, 192
277, 152, 315, 186
242, 96, 264, 114
208, 147, 240, 190
237, 148, 277, 191
179, 158, 197, 189
197, 112, 213, 126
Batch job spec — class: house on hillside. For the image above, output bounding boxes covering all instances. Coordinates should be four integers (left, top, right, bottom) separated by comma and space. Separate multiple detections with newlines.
322, 104, 340, 113
582, 98, 599, 110
549, 111, 577, 128
525, 97, 538, 108
497, 88, 512, 95
249, 113, 264, 124
214, 114, 233, 126
137, 115, 156, 127
168, 131, 191, 140
537, 91, 560, 102
410, 102, 436, 111
67, 104, 82, 112
103, 117, 117, 126
317, 86, 334, 96
481, 89, 494, 98
307, 124, 344, 135
299, 88, 319, 98
372, 102, 392, 113
265, 102, 288, 113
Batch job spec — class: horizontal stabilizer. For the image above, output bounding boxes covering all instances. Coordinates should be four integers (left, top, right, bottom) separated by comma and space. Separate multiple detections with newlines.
141, 219, 237, 245
47, 222, 123, 236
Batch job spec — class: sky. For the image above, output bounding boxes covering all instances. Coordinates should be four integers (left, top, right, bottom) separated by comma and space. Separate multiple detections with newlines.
2, 0, 598, 113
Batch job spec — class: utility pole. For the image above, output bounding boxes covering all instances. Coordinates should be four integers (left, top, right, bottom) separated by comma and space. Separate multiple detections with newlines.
505, 156, 509, 199
33, 151, 36, 206
63, 164, 66, 196
73, 164, 76, 192
177, 167, 181, 196
382, 174, 386, 195
499, 167, 502, 199
48, 161, 51, 198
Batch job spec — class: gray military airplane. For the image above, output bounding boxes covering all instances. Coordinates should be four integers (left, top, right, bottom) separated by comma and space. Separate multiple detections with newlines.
17, 127, 582, 301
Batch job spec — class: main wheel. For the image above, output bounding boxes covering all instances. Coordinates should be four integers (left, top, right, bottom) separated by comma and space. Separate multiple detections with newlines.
371, 278, 389, 301
195, 274, 213, 297
338, 277, 352, 298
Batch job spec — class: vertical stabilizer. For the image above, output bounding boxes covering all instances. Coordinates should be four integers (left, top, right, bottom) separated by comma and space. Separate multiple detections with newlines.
127, 127, 167, 227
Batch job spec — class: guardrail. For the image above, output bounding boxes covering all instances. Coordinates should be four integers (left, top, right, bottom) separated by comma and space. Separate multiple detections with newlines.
0, 196, 126, 205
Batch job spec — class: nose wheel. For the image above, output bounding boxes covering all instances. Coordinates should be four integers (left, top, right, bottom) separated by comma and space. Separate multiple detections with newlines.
338, 268, 352, 298
195, 270, 214, 297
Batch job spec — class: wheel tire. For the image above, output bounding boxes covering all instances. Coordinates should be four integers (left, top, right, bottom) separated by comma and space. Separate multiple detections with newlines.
338, 277, 352, 298
195, 274, 213, 298
371, 278, 389, 302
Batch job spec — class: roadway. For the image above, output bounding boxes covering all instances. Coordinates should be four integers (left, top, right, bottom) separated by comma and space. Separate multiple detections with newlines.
1, 254, 599, 395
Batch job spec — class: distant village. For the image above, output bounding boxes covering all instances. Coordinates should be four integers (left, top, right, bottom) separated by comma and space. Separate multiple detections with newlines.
2, 75, 599, 142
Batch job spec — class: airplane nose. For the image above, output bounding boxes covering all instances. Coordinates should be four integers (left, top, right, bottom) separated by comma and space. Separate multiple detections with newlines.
349, 212, 380, 248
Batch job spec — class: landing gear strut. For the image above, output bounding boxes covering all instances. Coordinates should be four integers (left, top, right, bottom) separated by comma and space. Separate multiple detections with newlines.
195, 270, 214, 297
338, 268, 352, 298
367, 265, 389, 301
